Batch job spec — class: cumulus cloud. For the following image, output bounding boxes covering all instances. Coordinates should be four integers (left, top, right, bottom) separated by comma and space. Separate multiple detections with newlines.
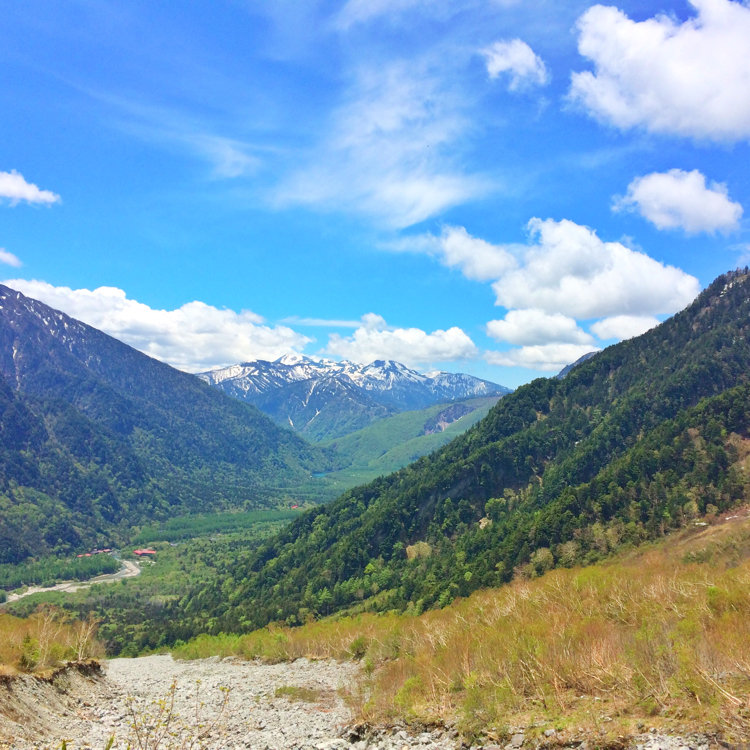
437, 226, 517, 280
0, 170, 60, 205
1, 279, 310, 373
614, 169, 743, 234
276, 63, 489, 228
0, 249, 22, 267
325, 313, 477, 367
486, 343, 599, 372
281, 316, 361, 328
591, 314, 660, 341
569, 0, 750, 141
491, 218, 700, 318
481, 39, 548, 90
486, 309, 594, 346
391, 225, 517, 281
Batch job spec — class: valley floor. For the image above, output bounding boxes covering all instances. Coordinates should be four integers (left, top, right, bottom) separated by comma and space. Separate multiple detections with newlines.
4, 561, 142, 604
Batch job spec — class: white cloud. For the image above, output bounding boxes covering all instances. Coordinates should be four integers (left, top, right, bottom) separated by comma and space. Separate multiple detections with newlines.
486, 343, 599, 372
438, 226, 517, 280
569, 0, 750, 141
1, 279, 310, 373
0, 249, 22, 267
275, 62, 489, 228
325, 314, 477, 366
491, 218, 700, 318
281, 316, 361, 328
614, 169, 743, 234
591, 314, 660, 340
487, 309, 593, 346
0, 170, 60, 205
392, 225, 516, 281
481, 39, 548, 91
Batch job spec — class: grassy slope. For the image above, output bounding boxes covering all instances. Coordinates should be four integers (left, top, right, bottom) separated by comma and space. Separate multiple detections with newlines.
321, 396, 502, 486
174, 508, 750, 744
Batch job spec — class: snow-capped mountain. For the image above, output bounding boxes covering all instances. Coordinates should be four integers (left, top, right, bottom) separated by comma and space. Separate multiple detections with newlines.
198, 356, 511, 441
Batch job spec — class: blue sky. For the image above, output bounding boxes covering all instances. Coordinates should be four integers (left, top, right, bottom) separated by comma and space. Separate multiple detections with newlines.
1, 0, 749, 387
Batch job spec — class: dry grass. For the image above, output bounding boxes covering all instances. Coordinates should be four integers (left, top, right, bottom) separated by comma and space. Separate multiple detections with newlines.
174, 512, 750, 742
0, 606, 103, 672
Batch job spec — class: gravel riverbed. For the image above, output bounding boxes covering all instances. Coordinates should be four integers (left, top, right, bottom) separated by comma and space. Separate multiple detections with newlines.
0, 655, 726, 750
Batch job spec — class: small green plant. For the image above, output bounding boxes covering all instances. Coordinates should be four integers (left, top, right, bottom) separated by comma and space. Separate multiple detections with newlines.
348, 635, 369, 659
125, 679, 231, 750
274, 684, 324, 703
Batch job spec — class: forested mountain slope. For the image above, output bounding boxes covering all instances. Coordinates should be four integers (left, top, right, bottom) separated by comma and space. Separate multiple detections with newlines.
187, 270, 750, 632
0, 285, 329, 563
321, 395, 503, 486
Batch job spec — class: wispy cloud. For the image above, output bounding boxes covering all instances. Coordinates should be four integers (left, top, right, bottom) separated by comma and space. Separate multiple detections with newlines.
83, 89, 265, 180
0, 249, 22, 267
274, 61, 490, 228
481, 39, 548, 91
335, 0, 521, 30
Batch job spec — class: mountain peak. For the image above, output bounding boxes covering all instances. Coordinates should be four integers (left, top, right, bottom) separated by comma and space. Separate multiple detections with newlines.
275, 353, 311, 366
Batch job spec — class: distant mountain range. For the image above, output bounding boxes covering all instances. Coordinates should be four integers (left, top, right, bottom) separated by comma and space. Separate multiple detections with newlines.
199, 355, 511, 441
0, 284, 328, 563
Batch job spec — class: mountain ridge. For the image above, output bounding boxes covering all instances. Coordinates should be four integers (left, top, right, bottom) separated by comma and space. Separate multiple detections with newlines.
199, 355, 510, 441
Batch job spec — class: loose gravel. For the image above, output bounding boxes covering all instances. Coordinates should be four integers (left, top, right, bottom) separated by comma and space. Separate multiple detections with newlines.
0, 655, 725, 750
59, 654, 360, 750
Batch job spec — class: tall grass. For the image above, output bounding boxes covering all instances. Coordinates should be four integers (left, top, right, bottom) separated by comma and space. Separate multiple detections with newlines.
0, 607, 103, 673
173, 515, 750, 742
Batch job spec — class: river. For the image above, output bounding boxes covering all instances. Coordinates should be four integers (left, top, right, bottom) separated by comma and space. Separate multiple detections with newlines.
4, 559, 142, 603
